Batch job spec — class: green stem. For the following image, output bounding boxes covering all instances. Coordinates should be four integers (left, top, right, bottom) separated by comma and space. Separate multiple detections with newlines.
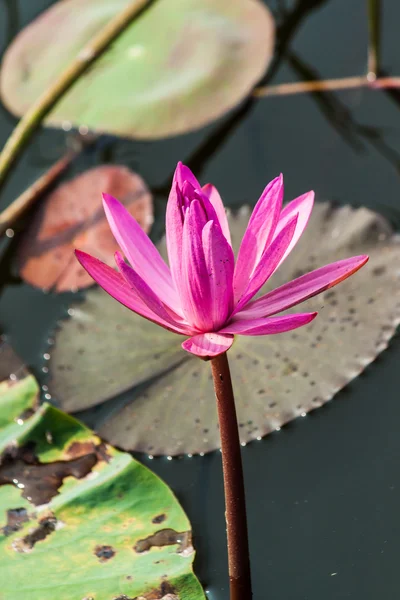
0, 0, 151, 191
210, 352, 252, 600
367, 0, 381, 78
0, 150, 76, 236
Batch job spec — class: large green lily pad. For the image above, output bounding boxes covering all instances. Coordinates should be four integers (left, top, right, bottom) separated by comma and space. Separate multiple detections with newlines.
48, 202, 400, 456
0, 372, 204, 599
0, 0, 275, 139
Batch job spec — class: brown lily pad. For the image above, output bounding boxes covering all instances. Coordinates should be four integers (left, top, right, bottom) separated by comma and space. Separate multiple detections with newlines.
17, 165, 153, 292
48, 202, 400, 455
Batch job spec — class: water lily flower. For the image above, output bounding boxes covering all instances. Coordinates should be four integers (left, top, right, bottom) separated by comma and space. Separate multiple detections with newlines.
75, 163, 368, 359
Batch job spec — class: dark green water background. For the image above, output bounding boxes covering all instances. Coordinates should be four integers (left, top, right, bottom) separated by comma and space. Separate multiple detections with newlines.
1, 1, 400, 598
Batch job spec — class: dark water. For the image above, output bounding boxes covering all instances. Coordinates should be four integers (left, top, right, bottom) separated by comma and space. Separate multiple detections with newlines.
1, 1, 400, 598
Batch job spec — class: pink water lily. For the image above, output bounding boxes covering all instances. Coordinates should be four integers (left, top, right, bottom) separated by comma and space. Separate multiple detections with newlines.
75, 163, 368, 358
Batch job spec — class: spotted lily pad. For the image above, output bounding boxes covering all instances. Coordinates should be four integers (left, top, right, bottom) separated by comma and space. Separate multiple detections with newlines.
48, 202, 400, 456
17, 165, 153, 292
0, 373, 203, 599
0, 0, 275, 139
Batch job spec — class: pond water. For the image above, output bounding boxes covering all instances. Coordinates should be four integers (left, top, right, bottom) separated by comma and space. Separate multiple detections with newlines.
1, 1, 400, 598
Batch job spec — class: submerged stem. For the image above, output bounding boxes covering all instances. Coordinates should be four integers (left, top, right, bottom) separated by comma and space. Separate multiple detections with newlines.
210, 352, 252, 600
367, 0, 381, 78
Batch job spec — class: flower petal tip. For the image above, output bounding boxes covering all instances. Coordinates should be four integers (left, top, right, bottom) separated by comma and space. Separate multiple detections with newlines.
102, 191, 119, 208
114, 250, 125, 268
75, 248, 90, 265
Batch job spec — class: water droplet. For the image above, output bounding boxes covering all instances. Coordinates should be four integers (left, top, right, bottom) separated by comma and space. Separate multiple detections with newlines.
62, 121, 72, 131
5, 228, 14, 238
9, 373, 17, 381
68, 308, 75, 316
42, 366, 49, 374
167, 455, 173, 461
275, 426, 281, 432
44, 393, 51, 400
78, 125, 89, 135
148, 455, 154, 460
42, 385, 48, 392
43, 353, 50, 360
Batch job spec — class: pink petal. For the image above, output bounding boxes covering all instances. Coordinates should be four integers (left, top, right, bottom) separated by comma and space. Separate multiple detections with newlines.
237, 255, 369, 319
202, 183, 231, 245
114, 252, 190, 333
173, 161, 200, 189
102, 193, 180, 311
202, 220, 234, 329
234, 175, 284, 302
75, 250, 188, 335
272, 191, 314, 271
178, 200, 211, 330
181, 180, 223, 227
166, 182, 184, 293
219, 312, 318, 335
182, 332, 234, 357
233, 215, 298, 314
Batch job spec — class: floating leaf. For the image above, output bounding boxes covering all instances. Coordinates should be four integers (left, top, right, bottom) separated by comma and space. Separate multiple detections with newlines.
49, 289, 184, 412
0, 0, 275, 139
0, 334, 30, 382
48, 203, 400, 456
0, 376, 203, 599
17, 165, 153, 292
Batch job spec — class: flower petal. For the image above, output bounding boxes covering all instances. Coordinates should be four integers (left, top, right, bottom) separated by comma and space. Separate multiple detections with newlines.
102, 193, 180, 311
237, 255, 369, 319
234, 214, 298, 313
178, 200, 211, 330
182, 332, 234, 357
173, 161, 200, 189
219, 312, 318, 335
114, 251, 191, 333
234, 175, 284, 302
75, 250, 187, 335
272, 191, 314, 271
202, 220, 234, 329
166, 182, 184, 293
202, 183, 231, 245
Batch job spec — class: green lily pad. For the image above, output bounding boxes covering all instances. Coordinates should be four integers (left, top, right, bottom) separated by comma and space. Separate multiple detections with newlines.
0, 373, 203, 598
0, 0, 275, 139
48, 202, 400, 456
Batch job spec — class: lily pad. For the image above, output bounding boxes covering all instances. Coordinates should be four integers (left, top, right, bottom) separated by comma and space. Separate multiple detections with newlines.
0, 334, 30, 382
0, 372, 203, 599
0, 0, 275, 139
48, 202, 400, 456
17, 165, 153, 292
